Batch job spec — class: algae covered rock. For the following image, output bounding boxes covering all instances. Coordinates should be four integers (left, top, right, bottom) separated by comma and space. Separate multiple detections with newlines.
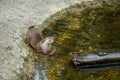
38, 0, 120, 80
41, 0, 120, 54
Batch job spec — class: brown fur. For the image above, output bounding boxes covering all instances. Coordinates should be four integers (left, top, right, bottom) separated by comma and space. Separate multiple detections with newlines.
26, 26, 55, 55
26, 26, 43, 49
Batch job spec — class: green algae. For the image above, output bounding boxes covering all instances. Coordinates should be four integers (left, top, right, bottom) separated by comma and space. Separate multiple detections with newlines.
42, 0, 120, 51
39, 0, 120, 80
36, 0, 120, 80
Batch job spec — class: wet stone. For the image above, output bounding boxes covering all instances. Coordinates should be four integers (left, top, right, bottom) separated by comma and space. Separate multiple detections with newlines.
38, 0, 120, 80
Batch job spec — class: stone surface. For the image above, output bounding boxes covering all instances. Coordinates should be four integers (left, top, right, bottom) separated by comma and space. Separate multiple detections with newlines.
0, 0, 92, 80
41, 0, 120, 79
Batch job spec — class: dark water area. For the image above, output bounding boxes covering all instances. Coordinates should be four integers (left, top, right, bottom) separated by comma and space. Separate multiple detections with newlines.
30, 0, 120, 80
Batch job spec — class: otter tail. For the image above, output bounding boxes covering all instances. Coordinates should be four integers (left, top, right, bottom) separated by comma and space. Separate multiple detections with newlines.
29, 26, 35, 30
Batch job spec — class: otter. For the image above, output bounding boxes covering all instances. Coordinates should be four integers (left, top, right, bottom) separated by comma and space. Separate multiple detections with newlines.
26, 26, 55, 55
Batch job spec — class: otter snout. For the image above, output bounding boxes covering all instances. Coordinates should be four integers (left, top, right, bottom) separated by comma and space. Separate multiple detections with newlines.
45, 37, 54, 43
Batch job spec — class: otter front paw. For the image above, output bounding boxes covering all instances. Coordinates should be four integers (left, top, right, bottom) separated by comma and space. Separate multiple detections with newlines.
48, 49, 56, 55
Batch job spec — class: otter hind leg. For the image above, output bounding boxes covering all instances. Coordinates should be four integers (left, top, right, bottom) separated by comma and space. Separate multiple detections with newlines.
27, 44, 32, 48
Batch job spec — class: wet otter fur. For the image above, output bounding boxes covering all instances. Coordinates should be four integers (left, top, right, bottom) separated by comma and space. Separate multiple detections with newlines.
26, 26, 55, 55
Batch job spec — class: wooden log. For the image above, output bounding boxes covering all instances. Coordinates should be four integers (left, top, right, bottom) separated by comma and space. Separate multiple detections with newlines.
70, 50, 120, 70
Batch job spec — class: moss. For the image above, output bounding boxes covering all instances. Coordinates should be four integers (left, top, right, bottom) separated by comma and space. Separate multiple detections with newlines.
38, 0, 120, 80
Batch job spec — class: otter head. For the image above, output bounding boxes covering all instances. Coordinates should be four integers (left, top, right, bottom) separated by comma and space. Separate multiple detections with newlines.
44, 37, 54, 44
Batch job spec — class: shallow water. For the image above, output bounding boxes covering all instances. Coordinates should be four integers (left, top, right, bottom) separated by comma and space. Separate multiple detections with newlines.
33, 0, 120, 80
